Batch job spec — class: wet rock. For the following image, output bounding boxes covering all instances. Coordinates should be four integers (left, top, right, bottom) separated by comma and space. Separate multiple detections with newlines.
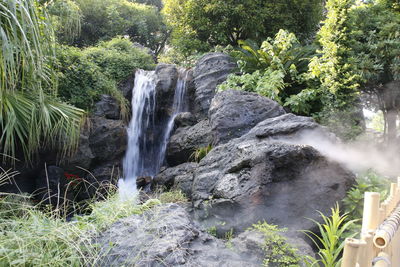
166, 120, 213, 166
136, 176, 152, 189
191, 114, 355, 234
152, 162, 198, 198
94, 95, 121, 120
193, 53, 237, 118
174, 112, 197, 128
209, 90, 286, 144
155, 64, 179, 117
95, 204, 263, 267
89, 116, 127, 163
119, 71, 136, 100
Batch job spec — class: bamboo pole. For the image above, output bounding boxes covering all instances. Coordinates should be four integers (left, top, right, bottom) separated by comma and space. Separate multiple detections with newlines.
362, 192, 381, 233
357, 234, 372, 267
342, 238, 361, 267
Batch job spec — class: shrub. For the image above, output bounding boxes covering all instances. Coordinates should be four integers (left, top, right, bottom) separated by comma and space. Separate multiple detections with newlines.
56, 37, 155, 114
304, 204, 357, 267
190, 144, 213, 163
251, 221, 302, 266
343, 170, 390, 222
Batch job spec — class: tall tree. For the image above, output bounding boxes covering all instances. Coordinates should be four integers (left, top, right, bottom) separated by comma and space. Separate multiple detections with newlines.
162, 0, 323, 55
349, 1, 400, 142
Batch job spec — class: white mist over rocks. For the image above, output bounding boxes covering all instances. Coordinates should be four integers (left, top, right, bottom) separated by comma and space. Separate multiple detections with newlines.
281, 130, 400, 177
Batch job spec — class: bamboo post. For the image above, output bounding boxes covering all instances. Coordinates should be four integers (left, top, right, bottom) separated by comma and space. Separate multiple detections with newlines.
358, 232, 374, 267
342, 238, 361, 267
362, 192, 381, 233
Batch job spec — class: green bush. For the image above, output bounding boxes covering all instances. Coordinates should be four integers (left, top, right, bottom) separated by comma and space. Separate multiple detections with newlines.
56, 37, 155, 113
250, 221, 302, 266
343, 170, 390, 222
304, 204, 357, 267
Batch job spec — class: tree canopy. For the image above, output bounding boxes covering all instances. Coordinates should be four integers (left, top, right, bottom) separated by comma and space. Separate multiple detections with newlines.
162, 0, 324, 55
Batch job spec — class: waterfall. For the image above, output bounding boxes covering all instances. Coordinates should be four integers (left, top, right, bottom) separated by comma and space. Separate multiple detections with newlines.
119, 68, 188, 197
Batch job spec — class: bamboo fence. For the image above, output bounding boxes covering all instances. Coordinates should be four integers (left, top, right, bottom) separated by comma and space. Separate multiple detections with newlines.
341, 178, 400, 267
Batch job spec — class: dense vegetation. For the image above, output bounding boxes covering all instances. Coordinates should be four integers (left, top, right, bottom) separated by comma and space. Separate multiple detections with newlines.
1, 0, 399, 265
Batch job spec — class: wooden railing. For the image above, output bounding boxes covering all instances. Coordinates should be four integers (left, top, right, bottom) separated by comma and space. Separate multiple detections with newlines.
341, 178, 400, 267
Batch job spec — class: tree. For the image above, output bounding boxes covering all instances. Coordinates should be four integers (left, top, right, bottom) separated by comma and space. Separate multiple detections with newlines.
72, 0, 168, 55
349, 1, 400, 142
162, 0, 323, 55
0, 0, 84, 163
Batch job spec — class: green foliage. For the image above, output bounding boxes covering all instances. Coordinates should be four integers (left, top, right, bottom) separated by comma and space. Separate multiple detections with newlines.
343, 170, 389, 222
47, 0, 82, 44
190, 144, 213, 163
304, 204, 357, 267
73, 0, 167, 55
219, 30, 319, 115
349, 2, 400, 86
56, 37, 155, 113
162, 0, 323, 55
157, 189, 188, 204
251, 221, 301, 266
0, 0, 85, 164
308, 0, 360, 108
0, 189, 161, 266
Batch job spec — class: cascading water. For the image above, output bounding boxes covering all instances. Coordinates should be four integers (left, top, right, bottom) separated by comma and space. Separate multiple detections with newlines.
119, 68, 188, 198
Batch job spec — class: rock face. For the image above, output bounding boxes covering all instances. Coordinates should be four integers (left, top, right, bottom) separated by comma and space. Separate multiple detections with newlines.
166, 120, 213, 166
191, 114, 354, 233
94, 95, 120, 120
89, 117, 127, 163
174, 112, 197, 128
152, 162, 198, 198
154, 64, 179, 118
209, 90, 286, 145
96, 204, 266, 267
193, 53, 236, 118
35, 166, 67, 203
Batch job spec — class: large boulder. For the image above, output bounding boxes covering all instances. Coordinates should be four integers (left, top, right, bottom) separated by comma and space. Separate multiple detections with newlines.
193, 53, 237, 118
166, 120, 213, 166
94, 95, 120, 120
95, 204, 288, 267
89, 117, 127, 163
209, 90, 286, 144
191, 114, 354, 234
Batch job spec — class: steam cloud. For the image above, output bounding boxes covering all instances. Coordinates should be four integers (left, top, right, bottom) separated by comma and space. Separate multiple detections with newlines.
280, 130, 400, 177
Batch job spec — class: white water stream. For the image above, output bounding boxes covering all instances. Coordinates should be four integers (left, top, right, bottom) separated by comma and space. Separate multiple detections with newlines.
119, 68, 188, 198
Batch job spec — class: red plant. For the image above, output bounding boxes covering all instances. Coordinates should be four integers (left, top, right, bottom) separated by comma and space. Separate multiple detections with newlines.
64, 172, 82, 187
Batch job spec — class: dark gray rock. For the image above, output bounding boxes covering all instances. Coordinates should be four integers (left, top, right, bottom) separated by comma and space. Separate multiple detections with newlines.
96, 204, 263, 267
155, 64, 179, 117
94, 95, 120, 120
152, 162, 198, 198
35, 166, 67, 204
174, 112, 197, 128
166, 120, 213, 166
191, 114, 355, 234
62, 134, 94, 174
209, 90, 286, 144
119, 71, 135, 100
89, 117, 127, 163
193, 53, 237, 118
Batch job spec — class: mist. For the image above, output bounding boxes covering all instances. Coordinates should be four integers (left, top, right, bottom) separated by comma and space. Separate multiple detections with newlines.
279, 130, 400, 177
